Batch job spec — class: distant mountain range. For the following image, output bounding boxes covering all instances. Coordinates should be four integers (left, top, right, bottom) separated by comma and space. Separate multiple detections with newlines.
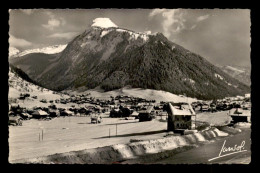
9, 47, 20, 57
217, 65, 251, 87
9, 45, 67, 59
9, 18, 250, 100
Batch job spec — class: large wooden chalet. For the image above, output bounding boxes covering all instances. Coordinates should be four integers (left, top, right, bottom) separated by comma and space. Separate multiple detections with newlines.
167, 102, 196, 132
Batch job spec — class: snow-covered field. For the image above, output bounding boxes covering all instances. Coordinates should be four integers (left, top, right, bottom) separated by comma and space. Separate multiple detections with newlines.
9, 115, 168, 162
234, 122, 251, 129
68, 86, 198, 103
196, 111, 232, 126
8, 111, 233, 162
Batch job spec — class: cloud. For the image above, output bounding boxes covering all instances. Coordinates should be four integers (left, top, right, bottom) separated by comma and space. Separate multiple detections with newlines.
20, 9, 34, 15
149, 9, 168, 17
190, 24, 197, 30
9, 34, 32, 48
42, 18, 61, 30
149, 9, 186, 37
197, 14, 210, 22
45, 11, 55, 18
42, 11, 66, 30
47, 32, 78, 39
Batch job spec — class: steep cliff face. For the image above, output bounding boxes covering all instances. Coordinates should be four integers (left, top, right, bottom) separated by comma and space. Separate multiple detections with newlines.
10, 18, 250, 100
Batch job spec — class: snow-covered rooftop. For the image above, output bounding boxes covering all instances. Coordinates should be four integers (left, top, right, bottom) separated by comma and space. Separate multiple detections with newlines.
169, 103, 196, 116
91, 18, 118, 28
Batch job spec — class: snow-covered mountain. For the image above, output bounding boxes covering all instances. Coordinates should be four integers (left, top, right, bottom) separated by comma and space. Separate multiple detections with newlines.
92, 18, 156, 42
91, 18, 118, 28
9, 47, 20, 57
11, 44, 67, 58
10, 18, 250, 100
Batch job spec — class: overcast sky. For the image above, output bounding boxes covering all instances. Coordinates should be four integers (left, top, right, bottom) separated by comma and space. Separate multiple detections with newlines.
9, 9, 251, 67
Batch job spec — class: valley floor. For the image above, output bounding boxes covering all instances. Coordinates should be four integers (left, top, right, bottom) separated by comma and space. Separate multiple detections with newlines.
8, 111, 239, 163
9, 114, 167, 162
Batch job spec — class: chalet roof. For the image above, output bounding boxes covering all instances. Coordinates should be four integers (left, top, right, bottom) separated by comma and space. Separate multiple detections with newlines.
138, 105, 154, 114
32, 110, 48, 116
130, 111, 139, 116
21, 113, 30, 116
64, 110, 73, 114
95, 105, 102, 109
9, 116, 22, 121
49, 109, 59, 113
11, 103, 19, 108
230, 108, 251, 117
169, 103, 195, 116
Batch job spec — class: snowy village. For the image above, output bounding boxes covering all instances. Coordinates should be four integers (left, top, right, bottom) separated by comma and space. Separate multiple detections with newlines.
8, 9, 251, 164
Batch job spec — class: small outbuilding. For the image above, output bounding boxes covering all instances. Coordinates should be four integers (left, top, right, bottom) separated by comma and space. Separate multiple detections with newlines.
49, 109, 60, 117
229, 108, 251, 123
32, 110, 48, 119
9, 116, 23, 126
20, 112, 32, 119
138, 105, 154, 122
130, 111, 139, 118
60, 110, 74, 116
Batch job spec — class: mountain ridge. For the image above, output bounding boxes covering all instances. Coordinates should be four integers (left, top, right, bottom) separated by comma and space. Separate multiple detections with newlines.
9, 44, 67, 59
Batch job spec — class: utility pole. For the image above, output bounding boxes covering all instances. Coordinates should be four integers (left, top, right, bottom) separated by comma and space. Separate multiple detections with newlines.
116, 124, 117, 136
195, 115, 196, 129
